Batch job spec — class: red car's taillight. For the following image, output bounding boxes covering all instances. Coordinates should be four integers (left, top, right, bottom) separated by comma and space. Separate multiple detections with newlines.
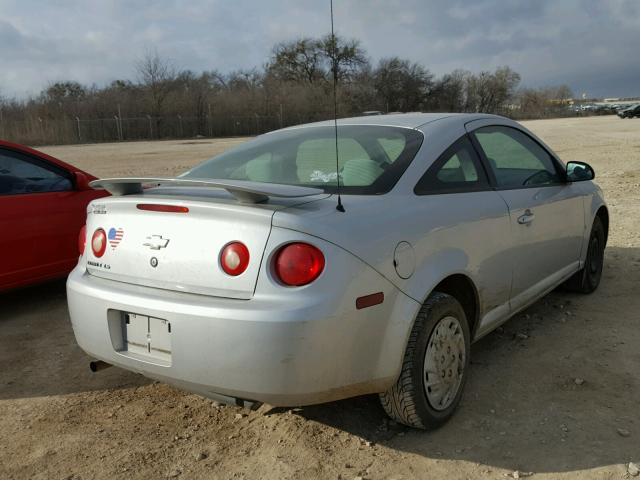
220, 242, 250, 276
78, 225, 87, 256
274, 243, 325, 286
91, 228, 107, 258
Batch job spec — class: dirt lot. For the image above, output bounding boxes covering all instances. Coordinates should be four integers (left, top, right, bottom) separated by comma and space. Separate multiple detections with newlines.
1, 116, 639, 479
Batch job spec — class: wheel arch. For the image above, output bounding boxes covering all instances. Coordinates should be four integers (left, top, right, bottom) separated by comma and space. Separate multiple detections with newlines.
425, 273, 480, 339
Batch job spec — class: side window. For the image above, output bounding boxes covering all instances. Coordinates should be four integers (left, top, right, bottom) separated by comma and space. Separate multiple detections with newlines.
473, 126, 561, 188
0, 150, 73, 196
414, 135, 488, 195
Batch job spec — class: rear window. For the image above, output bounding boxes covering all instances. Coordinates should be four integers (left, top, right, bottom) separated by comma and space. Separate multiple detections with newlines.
182, 125, 423, 194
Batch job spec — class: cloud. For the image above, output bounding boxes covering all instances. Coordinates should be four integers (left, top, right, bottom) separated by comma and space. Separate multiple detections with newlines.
0, 0, 638, 98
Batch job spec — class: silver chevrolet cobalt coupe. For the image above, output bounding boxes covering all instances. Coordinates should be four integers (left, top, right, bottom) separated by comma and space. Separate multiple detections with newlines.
68, 113, 607, 429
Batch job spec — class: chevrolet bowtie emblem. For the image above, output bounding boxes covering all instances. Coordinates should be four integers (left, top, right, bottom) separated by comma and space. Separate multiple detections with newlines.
143, 235, 170, 250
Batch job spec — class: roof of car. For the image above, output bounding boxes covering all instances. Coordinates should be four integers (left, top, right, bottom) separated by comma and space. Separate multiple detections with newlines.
277, 112, 503, 132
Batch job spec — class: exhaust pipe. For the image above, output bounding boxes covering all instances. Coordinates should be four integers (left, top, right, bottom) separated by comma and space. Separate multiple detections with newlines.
89, 360, 112, 372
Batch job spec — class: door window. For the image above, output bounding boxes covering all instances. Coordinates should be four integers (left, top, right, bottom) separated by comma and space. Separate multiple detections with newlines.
0, 150, 72, 195
473, 126, 561, 189
414, 135, 488, 194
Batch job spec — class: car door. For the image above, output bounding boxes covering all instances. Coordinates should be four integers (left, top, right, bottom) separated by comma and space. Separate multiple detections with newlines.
413, 134, 513, 337
467, 123, 585, 312
0, 148, 85, 289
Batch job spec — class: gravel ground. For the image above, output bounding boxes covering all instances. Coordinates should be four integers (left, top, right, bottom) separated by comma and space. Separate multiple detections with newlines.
1, 116, 639, 479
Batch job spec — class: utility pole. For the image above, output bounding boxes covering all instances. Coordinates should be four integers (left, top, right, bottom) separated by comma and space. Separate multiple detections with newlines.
38, 117, 44, 143
114, 116, 122, 141
75, 116, 81, 142
117, 104, 123, 140
208, 103, 213, 137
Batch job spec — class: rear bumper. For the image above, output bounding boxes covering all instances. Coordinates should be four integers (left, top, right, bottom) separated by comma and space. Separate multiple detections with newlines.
67, 251, 419, 406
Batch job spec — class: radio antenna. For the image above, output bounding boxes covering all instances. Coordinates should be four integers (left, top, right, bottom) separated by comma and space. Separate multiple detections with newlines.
330, 0, 345, 212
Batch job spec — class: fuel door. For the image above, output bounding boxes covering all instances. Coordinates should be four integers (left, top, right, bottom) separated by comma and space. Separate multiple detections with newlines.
393, 241, 415, 279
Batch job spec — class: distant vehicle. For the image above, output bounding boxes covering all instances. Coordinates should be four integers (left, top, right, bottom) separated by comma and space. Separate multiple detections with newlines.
0, 140, 108, 291
68, 113, 608, 429
617, 104, 640, 118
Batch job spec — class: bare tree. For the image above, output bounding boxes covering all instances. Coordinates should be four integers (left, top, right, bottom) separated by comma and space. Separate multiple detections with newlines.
464, 67, 520, 113
267, 35, 368, 85
374, 57, 433, 112
268, 38, 324, 84
319, 34, 369, 83
1, 33, 587, 146
430, 70, 469, 112
136, 50, 177, 117
44, 81, 86, 102
550, 84, 574, 102
515, 84, 575, 118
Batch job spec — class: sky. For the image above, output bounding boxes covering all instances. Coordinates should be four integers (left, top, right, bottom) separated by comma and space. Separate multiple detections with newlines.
1, 0, 639, 99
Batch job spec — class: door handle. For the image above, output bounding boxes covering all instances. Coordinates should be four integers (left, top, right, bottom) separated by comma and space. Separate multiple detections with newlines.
518, 209, 535, 225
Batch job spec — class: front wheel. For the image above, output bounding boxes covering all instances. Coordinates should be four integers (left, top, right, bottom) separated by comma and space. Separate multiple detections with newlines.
380, 292, 470, 429
563, 216, 605, 293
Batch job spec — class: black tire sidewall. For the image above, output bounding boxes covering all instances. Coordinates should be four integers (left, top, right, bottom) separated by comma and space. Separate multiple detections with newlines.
583, 217, 605, 292
410, 294, 471, 428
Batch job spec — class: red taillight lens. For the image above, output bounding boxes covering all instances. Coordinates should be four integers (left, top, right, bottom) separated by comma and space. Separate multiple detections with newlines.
78, 225, 87, 256
91, 228, 107, 258
274, 243, 325, 286
220, 242, 250, 276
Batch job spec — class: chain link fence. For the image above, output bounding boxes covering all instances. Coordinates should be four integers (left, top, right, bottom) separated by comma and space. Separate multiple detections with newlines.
2, 108, 615, 146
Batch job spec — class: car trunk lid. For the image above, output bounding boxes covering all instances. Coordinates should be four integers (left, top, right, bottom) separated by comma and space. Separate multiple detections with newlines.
84, 192, 288, 299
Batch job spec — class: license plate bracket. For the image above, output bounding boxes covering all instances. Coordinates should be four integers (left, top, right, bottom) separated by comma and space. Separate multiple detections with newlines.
123, 312, 172, 364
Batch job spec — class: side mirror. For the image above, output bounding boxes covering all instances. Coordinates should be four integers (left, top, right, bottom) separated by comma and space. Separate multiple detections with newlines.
74, 171, 92, 190
566, 161, 594, 182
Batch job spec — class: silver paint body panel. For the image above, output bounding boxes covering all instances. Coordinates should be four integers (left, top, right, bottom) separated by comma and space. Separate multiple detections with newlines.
67, 113, 607, 405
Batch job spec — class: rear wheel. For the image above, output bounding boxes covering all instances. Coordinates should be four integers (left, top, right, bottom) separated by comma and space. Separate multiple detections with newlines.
563, 216, 605, 293
380, 292, 470, 429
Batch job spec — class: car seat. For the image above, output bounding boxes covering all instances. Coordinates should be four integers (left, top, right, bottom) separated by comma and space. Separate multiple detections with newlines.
341, 158, 384, 186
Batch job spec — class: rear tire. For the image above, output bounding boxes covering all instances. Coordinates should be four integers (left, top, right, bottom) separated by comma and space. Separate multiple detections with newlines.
563, 216, 605, 293
379, 292, 470, 429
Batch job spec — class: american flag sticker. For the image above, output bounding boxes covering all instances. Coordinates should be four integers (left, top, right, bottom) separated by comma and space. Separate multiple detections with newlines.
108, 227, 124, 249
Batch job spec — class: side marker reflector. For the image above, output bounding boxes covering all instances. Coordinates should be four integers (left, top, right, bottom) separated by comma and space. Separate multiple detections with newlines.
356, 292, 384, 310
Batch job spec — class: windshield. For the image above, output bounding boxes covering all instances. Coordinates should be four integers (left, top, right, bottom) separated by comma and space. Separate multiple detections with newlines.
181, 125, 423, 195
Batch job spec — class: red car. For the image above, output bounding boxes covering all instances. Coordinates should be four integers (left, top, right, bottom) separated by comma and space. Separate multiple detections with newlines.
0, 140, 108, 291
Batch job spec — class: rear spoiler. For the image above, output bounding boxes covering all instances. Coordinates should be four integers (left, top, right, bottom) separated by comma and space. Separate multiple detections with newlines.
89, 178, 324, 204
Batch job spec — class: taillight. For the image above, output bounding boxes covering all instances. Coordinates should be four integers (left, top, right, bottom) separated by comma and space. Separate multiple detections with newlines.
78, 225, 87, 256
91, 228, 107, 258
220, 242, 250, 276
274, 243, 325, 286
